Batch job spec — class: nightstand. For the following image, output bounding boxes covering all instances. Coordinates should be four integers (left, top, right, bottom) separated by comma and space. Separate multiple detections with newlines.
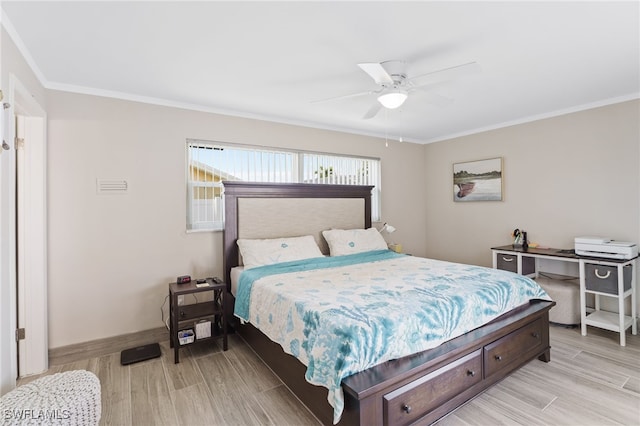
169, 278, 227, 363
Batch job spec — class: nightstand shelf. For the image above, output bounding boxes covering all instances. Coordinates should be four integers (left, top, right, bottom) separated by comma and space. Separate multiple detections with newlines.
169, 278, 228, 363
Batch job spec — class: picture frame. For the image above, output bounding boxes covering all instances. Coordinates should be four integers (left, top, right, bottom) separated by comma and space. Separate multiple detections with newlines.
453, 157, 503, 202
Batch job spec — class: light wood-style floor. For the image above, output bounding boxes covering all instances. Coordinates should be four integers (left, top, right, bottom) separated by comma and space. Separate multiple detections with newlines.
18, 325, 640, 425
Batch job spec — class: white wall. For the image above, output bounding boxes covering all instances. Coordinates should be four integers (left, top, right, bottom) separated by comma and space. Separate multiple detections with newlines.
46, 90, 428, 348
42, 93, 640, 349
424, 100, 640, 313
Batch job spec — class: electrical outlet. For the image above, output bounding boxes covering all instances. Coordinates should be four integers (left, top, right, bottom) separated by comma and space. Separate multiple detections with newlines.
178, 295, 184, 305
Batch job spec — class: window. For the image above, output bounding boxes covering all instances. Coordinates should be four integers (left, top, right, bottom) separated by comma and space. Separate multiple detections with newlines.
187, 140, 381, 231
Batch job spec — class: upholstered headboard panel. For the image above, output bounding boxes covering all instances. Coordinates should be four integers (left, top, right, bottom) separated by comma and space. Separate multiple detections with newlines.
237, 198, 365, 254
223, 181, 373, 289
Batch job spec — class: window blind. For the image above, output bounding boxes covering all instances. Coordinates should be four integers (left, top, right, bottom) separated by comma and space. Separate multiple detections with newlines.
187, 140, 381, 231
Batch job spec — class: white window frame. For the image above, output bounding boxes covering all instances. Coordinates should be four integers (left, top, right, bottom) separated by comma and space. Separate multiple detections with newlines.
186, 139, 381, 231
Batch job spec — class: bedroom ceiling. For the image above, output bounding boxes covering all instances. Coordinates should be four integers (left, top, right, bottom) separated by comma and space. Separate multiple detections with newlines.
2, 1, 638, 144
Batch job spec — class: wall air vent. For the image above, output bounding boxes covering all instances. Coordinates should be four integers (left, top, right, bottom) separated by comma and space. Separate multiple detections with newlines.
97, 179, 128, 195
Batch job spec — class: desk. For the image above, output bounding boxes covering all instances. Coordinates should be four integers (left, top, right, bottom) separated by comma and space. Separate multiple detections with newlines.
492, 245, 637, 346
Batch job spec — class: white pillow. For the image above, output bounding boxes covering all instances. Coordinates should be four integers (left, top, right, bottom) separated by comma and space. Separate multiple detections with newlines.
237, 235, 323, 269
322, 228, 388, 256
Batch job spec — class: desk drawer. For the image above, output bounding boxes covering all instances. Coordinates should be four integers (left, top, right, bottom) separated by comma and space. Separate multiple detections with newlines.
585, 264, 631, 295
496, 254, 535, 275
484, 318, 543, 378
383, 350, 482, 426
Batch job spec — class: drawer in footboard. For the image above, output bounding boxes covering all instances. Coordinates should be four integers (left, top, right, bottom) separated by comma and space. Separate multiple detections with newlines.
483, 318, 543, 378
382, 349, 482, 426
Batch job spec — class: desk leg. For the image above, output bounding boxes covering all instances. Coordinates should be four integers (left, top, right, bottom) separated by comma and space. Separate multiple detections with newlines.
618, 264, 626, 346
222, 292, 228, 351
579, 260, 587, 336
169, 294, 174, 349
632, 261, 637, 335
172, 294, 180, 363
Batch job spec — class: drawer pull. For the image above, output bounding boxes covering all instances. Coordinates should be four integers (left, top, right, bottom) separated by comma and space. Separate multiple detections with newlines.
531, 332, 539, 338
501, 257, 514, 262
495, 355, 502, 361
401, 404, 412, 414
594, 269, 611, 279
467, 370, 476, 377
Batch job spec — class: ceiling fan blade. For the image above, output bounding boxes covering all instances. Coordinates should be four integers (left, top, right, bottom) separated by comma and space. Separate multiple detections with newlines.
409, 61, 481, 85
362, 103, 382, 120
358, 62, 394, 85
421, 91, 454, 108
409, 82, 454, 107
310, 90, 374, 104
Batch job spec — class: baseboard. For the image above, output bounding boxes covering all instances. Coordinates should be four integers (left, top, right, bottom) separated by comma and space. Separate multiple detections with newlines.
48, 327, 169, 366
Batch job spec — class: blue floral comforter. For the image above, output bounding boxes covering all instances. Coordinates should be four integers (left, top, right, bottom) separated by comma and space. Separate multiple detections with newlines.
234, 250, 551, 424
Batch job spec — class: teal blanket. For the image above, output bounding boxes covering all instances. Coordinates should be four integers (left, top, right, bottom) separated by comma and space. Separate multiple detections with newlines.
234, 249, 403, 321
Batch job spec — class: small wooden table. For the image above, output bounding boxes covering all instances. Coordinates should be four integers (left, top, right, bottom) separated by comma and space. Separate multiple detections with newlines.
168, 278, 227, 363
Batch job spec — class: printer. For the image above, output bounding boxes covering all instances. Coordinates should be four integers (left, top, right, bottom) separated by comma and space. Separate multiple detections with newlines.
574, 237, 638, 260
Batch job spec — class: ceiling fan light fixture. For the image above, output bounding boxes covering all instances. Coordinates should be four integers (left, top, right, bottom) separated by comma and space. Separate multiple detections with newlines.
377, 90, 408, 109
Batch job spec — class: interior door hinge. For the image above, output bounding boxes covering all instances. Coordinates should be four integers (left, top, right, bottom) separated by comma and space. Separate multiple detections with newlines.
16, 328, 25, 341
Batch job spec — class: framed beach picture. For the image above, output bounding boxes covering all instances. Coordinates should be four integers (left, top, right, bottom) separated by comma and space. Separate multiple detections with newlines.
453, 157, 503, 202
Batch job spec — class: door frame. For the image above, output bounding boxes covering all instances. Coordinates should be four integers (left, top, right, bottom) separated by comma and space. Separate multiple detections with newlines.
11, 74, 48, 377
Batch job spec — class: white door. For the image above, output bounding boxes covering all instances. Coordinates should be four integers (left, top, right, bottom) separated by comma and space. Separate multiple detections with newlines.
16, 112, 48, 377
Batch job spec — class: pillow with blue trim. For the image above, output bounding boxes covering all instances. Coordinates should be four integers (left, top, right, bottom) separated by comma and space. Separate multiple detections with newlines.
237, 235, 323, 269
322, 228, 388, 256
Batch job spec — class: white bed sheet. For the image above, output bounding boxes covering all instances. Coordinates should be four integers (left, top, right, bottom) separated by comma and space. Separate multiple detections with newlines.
230, 266, 244, 297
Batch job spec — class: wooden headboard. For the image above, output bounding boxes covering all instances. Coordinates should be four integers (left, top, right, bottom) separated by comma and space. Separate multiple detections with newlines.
222, 181, 373, 290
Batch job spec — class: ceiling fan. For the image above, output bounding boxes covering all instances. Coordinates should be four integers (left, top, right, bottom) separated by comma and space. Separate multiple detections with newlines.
313, 60, 481, 119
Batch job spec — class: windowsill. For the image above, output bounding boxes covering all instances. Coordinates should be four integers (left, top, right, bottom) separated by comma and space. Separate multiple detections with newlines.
186, 228, 222, 234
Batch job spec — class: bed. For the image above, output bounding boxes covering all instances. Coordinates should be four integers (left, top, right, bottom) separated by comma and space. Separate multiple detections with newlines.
222, 181, 555, 426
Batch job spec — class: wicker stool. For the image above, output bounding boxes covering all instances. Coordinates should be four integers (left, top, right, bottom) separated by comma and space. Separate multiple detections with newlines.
0, 370, 101, 426
536, 277, 580, 326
